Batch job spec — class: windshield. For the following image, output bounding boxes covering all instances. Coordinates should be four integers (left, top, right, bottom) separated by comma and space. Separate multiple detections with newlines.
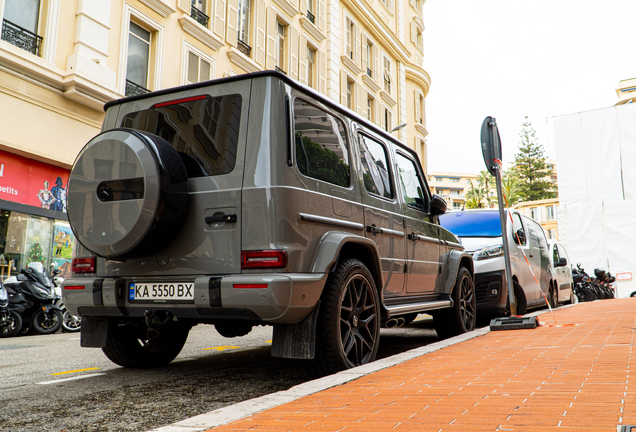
439, 211, 502, 237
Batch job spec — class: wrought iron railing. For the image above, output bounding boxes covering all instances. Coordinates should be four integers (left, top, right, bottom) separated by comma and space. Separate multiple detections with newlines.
237, 39, 251, 57
367, 68, 372, 78
125, 79, 150, 97
1, 19, 43, 56
190, 6, 210, 28
275, 66, 287, 75
306, 10, 315, 24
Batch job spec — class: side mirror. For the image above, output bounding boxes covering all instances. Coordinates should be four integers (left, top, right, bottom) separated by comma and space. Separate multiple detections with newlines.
430, 194, 447, 216
513, 229, 526, 245
53, 269, 61, 275
556, 257, 567, 267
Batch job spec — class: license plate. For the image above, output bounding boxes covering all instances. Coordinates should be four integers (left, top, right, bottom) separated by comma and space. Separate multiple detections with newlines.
129, 282, 194, 301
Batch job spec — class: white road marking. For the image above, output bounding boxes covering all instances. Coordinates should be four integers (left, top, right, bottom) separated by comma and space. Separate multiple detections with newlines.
37, 373, 106, 385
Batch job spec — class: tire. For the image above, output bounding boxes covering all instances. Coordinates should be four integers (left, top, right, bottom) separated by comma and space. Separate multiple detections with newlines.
214, 323, 252, 338
0, 311, 22, 338
433, 266, 476, 340
102, 322, 191, 368
630, 292, 636, 298
504, 281, 528, 316
31, 309, 63, 335
401, 313, 419, 325
61, 310, 82, 333
68, 129, 189, 260
310, 259, 380, 376
549, 285, 558, 309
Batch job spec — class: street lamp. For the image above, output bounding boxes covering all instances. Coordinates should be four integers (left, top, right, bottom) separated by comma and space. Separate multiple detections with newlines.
391, 123, 407, 133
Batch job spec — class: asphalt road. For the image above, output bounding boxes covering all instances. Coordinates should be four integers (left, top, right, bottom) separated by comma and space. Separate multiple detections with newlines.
0, 316, 441, 432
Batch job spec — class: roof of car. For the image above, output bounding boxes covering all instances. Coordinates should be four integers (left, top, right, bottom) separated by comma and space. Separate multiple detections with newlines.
104, 70, 419, 160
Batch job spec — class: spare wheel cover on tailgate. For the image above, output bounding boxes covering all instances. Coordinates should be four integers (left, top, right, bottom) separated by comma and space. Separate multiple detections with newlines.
67, 129, 189, 259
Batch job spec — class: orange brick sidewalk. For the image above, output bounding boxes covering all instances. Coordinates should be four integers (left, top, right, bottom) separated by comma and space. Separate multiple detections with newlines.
210, 299, 636, 431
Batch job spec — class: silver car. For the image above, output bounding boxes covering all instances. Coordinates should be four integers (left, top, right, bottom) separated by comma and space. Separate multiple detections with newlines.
62, 72, 476, 374
548, 240, 575, 305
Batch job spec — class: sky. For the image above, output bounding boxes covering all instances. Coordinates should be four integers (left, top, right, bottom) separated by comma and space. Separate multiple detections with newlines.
423, 0, 636, 174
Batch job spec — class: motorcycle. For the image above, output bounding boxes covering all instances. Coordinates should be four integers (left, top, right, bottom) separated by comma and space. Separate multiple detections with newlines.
50, 266, 81, 333
0, 280, 21, 338
4, 262, 63, 335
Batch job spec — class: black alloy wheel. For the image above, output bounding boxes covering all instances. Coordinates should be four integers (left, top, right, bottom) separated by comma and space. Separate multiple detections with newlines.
310, 258, 380, 376
549, 285, 558, 308
0, 311, 22, 338
434, 266, 476, 339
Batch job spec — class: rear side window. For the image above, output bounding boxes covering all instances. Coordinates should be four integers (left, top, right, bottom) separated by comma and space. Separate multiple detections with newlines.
358, 134, 392, 199
121, 94, 242, 178
293, 99, 350, 188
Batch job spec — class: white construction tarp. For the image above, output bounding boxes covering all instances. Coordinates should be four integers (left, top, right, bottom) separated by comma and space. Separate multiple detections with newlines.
550, 103, 636, 275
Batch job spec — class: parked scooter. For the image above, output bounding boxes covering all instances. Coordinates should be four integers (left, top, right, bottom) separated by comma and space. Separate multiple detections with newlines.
4, 262, 63, 335
50, 266, 81, 333
0, 280, 21, 337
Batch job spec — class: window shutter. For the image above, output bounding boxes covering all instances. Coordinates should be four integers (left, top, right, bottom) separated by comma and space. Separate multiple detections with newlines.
318, 48, 325, 93
317, 0, 325, 32
355, 25, 361, 67
414, 90, 421, 123
215, 0, 227, 38
410, 22, 416, 45
300, 0, 308, 16
201, 58, 211, 80
373, 46, 379, 84
299, 34, 308, 84
345, 18, 351, 57
255, 0, 267, 66
356, 82, 362, 115
340, 71, 347, 106
410, 0, 416, 8
179, 0, 190, 13
290, 26, 299, 79
361, 33, 367, 71
266, 8, 277, 69
188, 52, 199, 83
227, 0, 239, 47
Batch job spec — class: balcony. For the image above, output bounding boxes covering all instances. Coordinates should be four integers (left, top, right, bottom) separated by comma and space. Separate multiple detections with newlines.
367, 68, 372, 78
275, 66, 287, 75
237, 39, 251, 57
190, 6, 210, 28
1, 19, 43, 56
306, 10, 315, 24
126, 80, 150, 97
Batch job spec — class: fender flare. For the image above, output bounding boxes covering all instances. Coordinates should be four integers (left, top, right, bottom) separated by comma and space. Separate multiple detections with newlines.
441, 249, 474, 295
310, 231, 383, 287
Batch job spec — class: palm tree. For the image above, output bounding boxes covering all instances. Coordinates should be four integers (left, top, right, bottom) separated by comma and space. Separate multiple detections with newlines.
501, 168, 523, 206
465, 183, 487, 209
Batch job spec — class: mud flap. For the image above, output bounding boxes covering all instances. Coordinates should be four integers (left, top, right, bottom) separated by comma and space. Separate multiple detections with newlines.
271, 301, 320, 359
80, 317, 109, 348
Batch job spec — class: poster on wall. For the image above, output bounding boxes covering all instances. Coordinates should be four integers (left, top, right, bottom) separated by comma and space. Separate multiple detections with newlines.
50, 224, 74, 278
0, 149, 70, 213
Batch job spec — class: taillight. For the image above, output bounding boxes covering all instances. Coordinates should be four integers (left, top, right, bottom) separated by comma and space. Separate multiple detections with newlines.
72, 257, 96, 273
64, 285, 85, 290
241, 250, 287, 269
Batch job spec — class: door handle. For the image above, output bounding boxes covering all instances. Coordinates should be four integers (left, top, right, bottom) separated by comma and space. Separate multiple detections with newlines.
528, 253, 534, 258
366, 225, 382, 234
206, 214, 237, 224
407, 233, 418, 242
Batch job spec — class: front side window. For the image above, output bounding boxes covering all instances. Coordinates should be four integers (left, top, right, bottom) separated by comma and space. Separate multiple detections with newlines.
237, 0, 250, 45
396, 153, 427, 211
121, 94, 242, 178
2, 0, 42, 56
512, 213, 526, 245
126, 22, 151, 95
359, 135, 392, 199
294, 99, 350, 188
552, 244, 560, 263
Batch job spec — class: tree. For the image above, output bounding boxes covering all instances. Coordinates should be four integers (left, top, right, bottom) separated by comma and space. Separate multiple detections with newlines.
501, 168, 523, 206
514, 117, 555, 201
476, 170, 495, 208
465, 183, 487, 209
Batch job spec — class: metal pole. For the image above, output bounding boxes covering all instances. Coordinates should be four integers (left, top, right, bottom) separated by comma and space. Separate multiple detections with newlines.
491, 119, 517, 316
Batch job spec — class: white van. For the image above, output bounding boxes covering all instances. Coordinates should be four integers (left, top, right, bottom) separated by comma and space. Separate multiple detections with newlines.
440, 209, 557, 316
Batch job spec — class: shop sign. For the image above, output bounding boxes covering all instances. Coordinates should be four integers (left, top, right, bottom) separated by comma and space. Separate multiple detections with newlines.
0, 149, 70, 212
616, 272, 632, 281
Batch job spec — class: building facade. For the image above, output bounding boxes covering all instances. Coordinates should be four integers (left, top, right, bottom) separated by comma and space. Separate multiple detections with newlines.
513, 197, 560, 240
0, 0, 430, 275
427, 171, 478, 210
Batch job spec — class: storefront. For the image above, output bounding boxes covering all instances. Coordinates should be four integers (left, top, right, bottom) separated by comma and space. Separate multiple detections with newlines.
0, 150, 74, 279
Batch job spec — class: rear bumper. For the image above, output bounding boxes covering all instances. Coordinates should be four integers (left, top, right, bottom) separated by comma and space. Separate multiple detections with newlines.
474, 270, 508, 314
63, 273, 328, 324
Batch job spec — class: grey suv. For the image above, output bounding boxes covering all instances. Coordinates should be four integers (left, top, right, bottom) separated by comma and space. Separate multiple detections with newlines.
63, 71, 475, 375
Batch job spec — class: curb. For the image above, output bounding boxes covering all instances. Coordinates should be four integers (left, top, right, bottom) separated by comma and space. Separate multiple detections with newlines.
149, 303, 577, 432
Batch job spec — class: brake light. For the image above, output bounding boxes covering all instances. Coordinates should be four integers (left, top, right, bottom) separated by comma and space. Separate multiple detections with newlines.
72, 257, 96, 273
152, 95, 206, 108
241, 250, 287, 269
64, 285, 86, 290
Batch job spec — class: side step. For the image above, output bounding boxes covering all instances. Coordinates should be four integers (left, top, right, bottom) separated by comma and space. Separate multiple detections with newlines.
385, 300, 452, 316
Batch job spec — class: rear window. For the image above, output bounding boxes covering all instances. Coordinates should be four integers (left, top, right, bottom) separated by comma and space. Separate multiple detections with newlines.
121, 94, 242, 178
439, 211, 502, 237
